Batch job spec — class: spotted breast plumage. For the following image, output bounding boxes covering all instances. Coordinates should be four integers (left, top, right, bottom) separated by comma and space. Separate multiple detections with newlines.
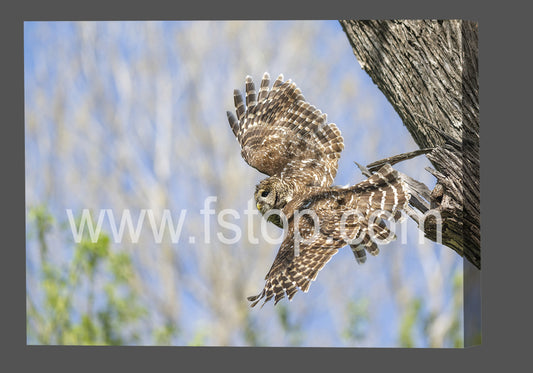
227, 73, 410, 307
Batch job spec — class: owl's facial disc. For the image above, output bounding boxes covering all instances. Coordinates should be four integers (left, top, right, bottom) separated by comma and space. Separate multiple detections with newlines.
255, 187, 273, 214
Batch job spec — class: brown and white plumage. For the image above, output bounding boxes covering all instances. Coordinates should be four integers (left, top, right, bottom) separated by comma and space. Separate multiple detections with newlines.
227, 73, 344, 189
227, 73, 410, 307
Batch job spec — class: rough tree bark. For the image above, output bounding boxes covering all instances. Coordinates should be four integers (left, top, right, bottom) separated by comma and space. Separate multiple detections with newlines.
340, 20, 480, 269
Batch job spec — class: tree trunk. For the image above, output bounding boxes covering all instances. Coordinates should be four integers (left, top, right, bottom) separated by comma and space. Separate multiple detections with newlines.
340, 20, 480, 269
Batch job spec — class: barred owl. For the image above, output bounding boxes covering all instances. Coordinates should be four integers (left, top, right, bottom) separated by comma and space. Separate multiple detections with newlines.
227, 73, 409, 307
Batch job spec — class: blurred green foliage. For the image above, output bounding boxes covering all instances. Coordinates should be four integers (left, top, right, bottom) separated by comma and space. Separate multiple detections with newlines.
450, 270, 465, 348
276, 303, 303, 346
398, 270, 464, 348
399, 298, 422, 348
153, 322, 180, 345
342, 299, 370, 344
27, 205, 146, 345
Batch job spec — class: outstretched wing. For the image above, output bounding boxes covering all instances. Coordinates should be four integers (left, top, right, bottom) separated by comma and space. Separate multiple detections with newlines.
227, 73, 344, 187
247, 164, 410, 307
247, 226, 343, 307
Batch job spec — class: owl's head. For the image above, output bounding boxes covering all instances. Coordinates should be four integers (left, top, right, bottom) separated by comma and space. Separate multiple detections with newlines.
254, 177, 293, 218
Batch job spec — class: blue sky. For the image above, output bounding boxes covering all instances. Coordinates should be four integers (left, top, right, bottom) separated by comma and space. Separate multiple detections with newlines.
25, 20, 463, 347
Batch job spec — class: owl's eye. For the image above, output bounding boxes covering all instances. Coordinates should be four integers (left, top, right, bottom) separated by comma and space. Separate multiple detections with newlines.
261, 190, 269, 198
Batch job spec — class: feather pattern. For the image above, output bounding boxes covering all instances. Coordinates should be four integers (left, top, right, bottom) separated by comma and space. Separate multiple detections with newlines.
228, 74, 410, 307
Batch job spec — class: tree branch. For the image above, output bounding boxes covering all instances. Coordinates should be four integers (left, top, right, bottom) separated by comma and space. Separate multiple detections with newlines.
340, 20, 480, 269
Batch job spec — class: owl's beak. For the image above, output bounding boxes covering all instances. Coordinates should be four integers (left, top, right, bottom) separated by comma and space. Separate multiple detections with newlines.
256, 202, 262, 211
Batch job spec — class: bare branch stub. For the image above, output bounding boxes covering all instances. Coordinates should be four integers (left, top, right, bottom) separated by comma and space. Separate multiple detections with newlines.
366, 148, 435, 173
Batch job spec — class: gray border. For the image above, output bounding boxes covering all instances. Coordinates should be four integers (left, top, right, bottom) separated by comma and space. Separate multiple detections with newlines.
5, 0, 531, 371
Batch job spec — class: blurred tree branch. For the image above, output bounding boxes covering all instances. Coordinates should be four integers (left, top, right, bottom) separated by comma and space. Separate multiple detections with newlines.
340, 20, 480, 269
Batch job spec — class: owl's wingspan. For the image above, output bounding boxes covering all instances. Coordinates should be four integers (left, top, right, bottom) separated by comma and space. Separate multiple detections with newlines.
227, 73, 344, 188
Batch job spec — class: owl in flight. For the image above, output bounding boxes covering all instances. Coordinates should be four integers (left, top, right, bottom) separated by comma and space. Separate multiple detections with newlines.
227, 73, 409, 307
